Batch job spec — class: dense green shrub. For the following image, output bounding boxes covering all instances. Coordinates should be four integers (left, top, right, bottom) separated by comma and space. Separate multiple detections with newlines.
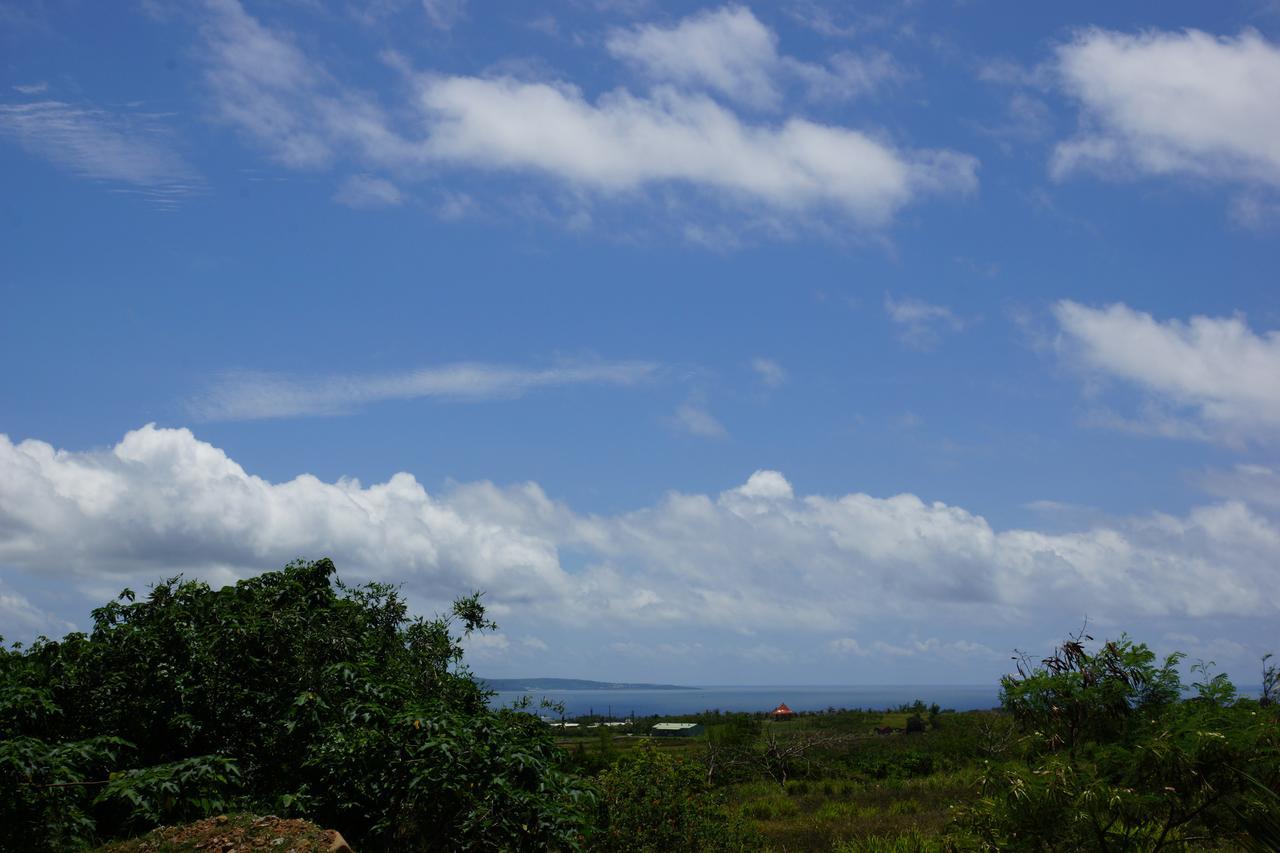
594, 744, 761, 852
0, 559, 595, 851
956, 632, 1280, 850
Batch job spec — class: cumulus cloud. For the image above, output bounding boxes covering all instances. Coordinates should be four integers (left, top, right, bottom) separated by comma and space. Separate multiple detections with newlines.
2, 427, 1278, 649
194, 0, 973, 229
607, 6, 783, 108
1052, 28, 1280, 187
1054, 301, 1280, 443
605, 5, 906, 110
416, 77, 974, 224
0, 100, 201, 207
884, 294, 964, 349
606, 5, 901, 108
190, 359, 660, 421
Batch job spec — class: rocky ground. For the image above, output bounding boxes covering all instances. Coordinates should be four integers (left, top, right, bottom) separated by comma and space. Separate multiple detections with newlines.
92, 814, 351, 853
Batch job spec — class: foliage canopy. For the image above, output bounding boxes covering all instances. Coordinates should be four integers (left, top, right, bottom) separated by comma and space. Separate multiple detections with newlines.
0, 559, 594, 851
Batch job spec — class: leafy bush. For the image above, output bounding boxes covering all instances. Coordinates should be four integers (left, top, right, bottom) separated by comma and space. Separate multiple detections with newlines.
956, 632, 1280, 850
95, 755, 240, 832
0, 559, 595, 850
0, 734, 130, 850
594, 744, 761, 852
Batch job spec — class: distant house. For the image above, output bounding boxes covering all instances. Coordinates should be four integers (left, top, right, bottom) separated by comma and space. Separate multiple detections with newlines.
767, 703, 796, 721
651, 722, 703, 737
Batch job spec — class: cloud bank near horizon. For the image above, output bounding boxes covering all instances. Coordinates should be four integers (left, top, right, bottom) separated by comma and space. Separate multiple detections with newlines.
2, 425, 1275, 673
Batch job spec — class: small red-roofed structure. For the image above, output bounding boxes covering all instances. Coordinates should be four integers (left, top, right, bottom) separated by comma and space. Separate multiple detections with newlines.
768, 703, 796, 720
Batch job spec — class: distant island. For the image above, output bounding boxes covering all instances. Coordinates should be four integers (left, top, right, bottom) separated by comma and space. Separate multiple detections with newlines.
479, 677, 697, 691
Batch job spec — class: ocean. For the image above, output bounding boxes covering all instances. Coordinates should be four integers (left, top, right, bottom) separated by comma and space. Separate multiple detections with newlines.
489, 684, 1001, 718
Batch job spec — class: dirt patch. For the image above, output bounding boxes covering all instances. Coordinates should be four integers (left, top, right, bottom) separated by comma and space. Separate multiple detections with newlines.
93, 814, 351, 853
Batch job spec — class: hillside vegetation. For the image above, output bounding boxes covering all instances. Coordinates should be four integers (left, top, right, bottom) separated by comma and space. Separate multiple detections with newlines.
1, 559, 1277, 851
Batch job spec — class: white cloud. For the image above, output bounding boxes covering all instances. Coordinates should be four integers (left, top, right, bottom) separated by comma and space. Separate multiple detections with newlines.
828, 637, 869, 656
884, 294, 964, 349
785, 2, 859, 39
195, 0, 973, 229
0, 100, 201, 207
462, 632, 511, 659
607, 6, 782, 108
12, 82, 48, 94
422, 0, 465, 30
417, 77, 974, 224
333, 174, 404, 208
1229, 193, 1280, 231
521, 635, 549, 652
872, 638, 1001, 660
1052, 28, 1280, 187
1200, 464, 1280, 510
3, 427, 1278, 648
1054, 301, 1280, 442
606, 6, 905, 109
751, 357, 788, 388
670, 399, 728, 438
787, 49, 906, 104
735, 470, 793, 501
0, 579, 75, 640
1162, 632, 1254, 671
190, 359, 659, 420
200, 0, 383, 170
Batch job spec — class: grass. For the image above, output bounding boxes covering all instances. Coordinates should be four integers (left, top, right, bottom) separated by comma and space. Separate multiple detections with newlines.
556, 707, 1003, 850
726, 773, 976, 851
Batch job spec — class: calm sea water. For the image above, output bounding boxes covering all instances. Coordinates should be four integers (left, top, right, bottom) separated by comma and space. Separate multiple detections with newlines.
489, 685, 1001, 718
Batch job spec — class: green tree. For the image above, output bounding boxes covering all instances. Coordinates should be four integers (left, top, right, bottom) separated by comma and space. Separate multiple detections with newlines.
957, 632, 1280, 851
999, 629, 1182, 756
0, 559, 595, 850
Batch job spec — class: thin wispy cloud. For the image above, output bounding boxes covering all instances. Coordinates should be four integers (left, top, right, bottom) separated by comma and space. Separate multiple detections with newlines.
884, 294, 964, 349
751, 357, 788, 388
333, 174, 404, 208
422, 0, 467, 30
0, 100, 202, 208
670, 398, 728, 438
191, 360, 660, 421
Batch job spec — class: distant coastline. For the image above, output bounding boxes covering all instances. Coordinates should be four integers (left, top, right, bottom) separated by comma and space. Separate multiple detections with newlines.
479, 677, 697, 691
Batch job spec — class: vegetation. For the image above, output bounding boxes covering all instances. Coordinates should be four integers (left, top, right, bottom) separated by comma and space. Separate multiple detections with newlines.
958, 631, 1280, 850
1, 561, 1276, 851
0, 560, 593, 851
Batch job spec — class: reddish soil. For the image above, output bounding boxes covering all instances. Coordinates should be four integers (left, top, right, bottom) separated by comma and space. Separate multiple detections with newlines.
93, 814, 350, 852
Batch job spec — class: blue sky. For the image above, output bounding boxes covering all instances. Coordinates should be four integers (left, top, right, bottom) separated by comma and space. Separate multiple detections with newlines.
2, 0, 1278, 685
